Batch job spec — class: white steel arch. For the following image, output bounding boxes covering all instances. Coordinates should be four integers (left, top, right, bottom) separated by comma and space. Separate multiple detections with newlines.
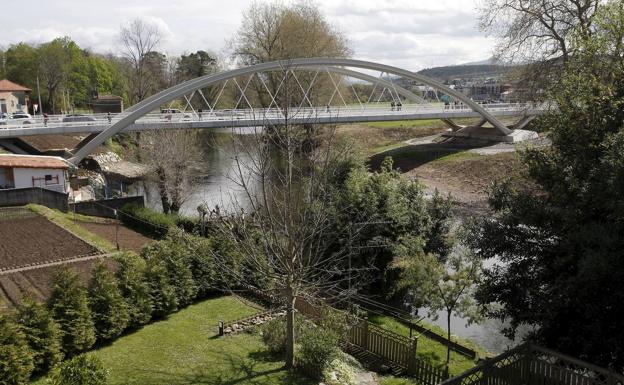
70, 58, 512, 164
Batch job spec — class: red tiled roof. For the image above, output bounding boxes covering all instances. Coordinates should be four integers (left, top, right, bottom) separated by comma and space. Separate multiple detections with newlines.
0, 79, 31, 92
0, 155, 69, 169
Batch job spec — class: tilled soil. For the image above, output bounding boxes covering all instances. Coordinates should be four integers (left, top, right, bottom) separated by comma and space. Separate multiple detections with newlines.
0, 210, 98, 271
79, 221, 153, 253
0, 257, 117, 307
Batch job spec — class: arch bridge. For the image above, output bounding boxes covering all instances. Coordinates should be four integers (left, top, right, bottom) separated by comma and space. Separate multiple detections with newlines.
0, 58, 545, 164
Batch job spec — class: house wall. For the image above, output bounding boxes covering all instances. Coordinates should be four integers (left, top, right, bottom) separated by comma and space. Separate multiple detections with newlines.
13, 168, 67, 193
0, 93, 22, 114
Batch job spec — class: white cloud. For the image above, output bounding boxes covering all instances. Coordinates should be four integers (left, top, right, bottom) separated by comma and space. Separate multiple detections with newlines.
1, 0, 495, 69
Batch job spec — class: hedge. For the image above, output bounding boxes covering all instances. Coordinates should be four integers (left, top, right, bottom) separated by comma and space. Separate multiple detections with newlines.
119, 203, 198, 238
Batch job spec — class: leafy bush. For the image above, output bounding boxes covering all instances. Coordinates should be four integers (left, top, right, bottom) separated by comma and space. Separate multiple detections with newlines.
0, 312, 34, 385
120, 203, 198, 238
49, 354, 107, 385
15, 297, 63, 373
120, 203, 177, 238
297, 325, 340, 379
322, 352, 363, 385
88, 263, 130, 341
48, 268, 96, 357
261, 318, 288, 355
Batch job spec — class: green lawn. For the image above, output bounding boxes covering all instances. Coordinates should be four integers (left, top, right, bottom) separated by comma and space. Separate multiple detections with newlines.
368, 314, 487, 376
33, 296, 314, 385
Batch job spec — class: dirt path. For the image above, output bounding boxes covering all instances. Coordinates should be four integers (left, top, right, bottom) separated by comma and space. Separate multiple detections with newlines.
0, 253, 117, 276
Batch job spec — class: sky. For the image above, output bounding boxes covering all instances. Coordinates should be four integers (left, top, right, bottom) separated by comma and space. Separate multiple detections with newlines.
0, 0, 495, 71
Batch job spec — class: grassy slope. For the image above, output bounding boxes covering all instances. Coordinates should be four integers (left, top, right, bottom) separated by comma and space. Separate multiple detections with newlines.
368, 314, 489, 376
27, 204, 117, 253
33, 296, 314, 385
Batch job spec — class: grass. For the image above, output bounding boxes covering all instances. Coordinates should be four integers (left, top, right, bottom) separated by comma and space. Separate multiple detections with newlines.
27, 204, 118, 253
32, 296, 314, 385
379, 376, 420, 385
368, 314, 488, 376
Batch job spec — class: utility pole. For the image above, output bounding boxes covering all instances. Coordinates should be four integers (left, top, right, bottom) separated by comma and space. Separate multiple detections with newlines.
36, 76, 43, 116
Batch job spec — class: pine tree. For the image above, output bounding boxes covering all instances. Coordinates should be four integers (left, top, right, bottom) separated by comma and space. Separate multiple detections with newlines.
144, 259, 178, 318
88, 263, 130, 341
48, 267, 96, 357
0, 312, 34, 385
15, 297, 63, 373
143, 237, 198, 307
114, 253, 153, 327
49, 354, 107, 385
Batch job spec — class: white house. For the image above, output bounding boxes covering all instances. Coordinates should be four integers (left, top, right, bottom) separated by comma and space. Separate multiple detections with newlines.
0, 154, 70, 193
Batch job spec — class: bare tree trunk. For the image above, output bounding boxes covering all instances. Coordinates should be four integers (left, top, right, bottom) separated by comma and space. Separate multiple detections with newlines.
156, 166, 171, 214
285, 283, 296, 369
446, 310, 451, 367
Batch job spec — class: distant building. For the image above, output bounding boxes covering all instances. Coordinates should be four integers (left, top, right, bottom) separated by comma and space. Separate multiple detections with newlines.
0, 154, 70, 193
92, 94, 123, 113
0, 80, 31, 114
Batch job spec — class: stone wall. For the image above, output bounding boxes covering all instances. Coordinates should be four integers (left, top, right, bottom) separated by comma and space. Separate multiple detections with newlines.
69, 196, 144, 219
0, 187, 68, 211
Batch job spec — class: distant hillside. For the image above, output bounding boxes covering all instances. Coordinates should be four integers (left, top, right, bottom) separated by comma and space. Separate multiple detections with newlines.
417, 64, 511, 82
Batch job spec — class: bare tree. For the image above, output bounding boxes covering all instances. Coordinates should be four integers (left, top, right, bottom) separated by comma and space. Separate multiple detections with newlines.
478, 0, 600, 64
139, 129, 201, 214
119, 18, 163, 104
213, 81, 363, 367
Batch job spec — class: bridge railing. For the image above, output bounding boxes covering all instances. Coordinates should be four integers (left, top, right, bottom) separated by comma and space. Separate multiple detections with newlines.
0, 103, 538, 130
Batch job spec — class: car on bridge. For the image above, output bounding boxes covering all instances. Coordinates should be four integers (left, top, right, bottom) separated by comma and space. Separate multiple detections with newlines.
10, 112, 33, 125
62, 114, 97, 123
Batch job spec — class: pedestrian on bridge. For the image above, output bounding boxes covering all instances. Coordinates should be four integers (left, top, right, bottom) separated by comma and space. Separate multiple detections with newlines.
391, 101, 395, 111
397, 101, 402, 111
198, 108, 203, 121
43, 113, 49, 127
107, 112, 112, 124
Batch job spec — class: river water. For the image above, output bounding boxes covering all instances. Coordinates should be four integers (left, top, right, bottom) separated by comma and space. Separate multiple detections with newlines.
141, 128, 524, 354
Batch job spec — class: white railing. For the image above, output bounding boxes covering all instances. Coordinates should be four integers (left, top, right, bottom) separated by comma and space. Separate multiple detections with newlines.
0, 103, 539, 131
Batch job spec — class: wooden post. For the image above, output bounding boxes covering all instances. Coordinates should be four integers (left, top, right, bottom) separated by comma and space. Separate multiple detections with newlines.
362, 317, 369, 350
408, 336, 418, 374
218, 320, 224, 336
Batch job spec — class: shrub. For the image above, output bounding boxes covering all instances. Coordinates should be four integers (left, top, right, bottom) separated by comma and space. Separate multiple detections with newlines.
88, 263, 130, 341
261, 318, 288, 355
15, 297, 63, 373
49, 354, 107, 385
322, 352, 363, 385
297, 325, 340, 379
120, 203, 176, 238
0, 312, 34, 385
114, 253, 153, 327
120, 203, 199, 238
48, 268, 96, 357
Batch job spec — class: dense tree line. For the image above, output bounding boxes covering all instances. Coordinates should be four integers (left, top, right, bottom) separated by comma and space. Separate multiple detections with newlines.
0, 228, 239, 384
0, 33, 218, 114
470, 0, 624, 371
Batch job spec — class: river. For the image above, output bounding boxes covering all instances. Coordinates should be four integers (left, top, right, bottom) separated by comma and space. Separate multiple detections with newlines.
140, 128, 525, 354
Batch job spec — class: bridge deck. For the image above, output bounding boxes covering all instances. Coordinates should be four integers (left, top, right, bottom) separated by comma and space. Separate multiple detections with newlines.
0, 104, 543, 138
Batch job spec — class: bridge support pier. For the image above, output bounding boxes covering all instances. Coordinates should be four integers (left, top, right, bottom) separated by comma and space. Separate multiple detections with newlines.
440, 126, 539, 143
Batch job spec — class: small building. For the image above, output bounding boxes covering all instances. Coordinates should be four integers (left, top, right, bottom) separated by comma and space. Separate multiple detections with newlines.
0, 80, 31, 114
92, 94, 123, 113
0, 154, 70, 193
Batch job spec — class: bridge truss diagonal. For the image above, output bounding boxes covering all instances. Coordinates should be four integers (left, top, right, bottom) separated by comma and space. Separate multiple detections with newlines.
62, 58, 536, 164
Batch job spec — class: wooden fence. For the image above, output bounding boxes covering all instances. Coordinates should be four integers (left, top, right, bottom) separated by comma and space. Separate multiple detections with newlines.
441, 343, 624, 385
294, 297, 448, 385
